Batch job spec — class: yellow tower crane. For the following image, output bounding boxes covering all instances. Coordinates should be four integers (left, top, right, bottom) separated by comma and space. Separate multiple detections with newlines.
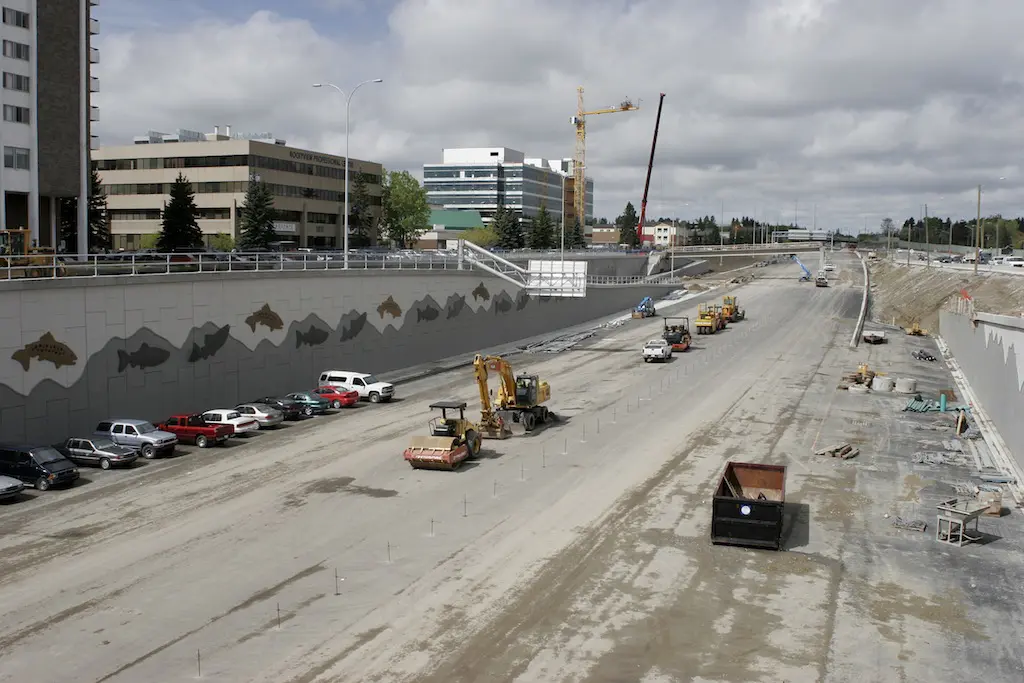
571, 86, 639, 225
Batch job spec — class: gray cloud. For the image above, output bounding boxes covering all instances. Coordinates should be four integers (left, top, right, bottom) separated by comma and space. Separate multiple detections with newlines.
93, 0, 1024, 232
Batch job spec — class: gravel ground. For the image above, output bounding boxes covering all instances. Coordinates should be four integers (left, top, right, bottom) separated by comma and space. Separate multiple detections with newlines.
1, 255, 1021, 683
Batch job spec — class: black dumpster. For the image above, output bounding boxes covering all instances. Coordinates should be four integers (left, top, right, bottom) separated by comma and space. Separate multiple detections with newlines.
711, 461, 787, 551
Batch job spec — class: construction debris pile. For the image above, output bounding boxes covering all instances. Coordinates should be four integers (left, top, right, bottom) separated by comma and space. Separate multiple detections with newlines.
816, 443, 860, 460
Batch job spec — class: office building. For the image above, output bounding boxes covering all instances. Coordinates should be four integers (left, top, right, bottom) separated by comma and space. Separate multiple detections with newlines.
423, 147, 594, 226
1, 0, 98, 253
93, 128, 383, 250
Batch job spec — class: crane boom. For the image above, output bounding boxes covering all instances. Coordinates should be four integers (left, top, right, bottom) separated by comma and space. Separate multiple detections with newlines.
637, 93, 666, 244
572, 86, 639, 226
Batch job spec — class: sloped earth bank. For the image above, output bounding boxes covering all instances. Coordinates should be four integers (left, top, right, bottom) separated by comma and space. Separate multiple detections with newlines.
869, 261, 1024, 331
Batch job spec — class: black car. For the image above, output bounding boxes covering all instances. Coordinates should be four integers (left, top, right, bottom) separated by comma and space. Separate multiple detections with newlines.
252, 396, 303, 421
0, 444, 80, 491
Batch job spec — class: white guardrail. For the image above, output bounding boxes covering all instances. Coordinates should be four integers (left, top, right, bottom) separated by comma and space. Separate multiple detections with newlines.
849, 250, 869, 349
0, 250, 687, 287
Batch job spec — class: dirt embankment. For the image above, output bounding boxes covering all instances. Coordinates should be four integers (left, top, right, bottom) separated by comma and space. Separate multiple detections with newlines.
869, 262, 1024, 332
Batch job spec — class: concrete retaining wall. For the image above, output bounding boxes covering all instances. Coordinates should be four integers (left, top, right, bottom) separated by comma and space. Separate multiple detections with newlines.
0, 271, 676, 443
940, 309, 1024, 471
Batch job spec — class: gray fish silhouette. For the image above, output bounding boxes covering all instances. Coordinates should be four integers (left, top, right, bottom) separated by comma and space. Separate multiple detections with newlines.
245, 303, 284, 332
340, 312, 368, 342
494, 297, 512, 314
472, 283, 490, 302
118, 342, 170, 372
11, 332, 77, 371
296, 326, 329, 348
446, 294, 466, 319
188, 325, 230, 362
516, 292, 530, 311
417, 305, 440, 323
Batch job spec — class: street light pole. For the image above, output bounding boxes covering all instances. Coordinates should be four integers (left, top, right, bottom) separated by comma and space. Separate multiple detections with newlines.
313, 79, 383, 269
975, 184, 981, 275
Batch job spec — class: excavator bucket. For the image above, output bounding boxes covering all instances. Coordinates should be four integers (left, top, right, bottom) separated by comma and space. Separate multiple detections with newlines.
403, 435, 470, 471
481, 422, 513, 440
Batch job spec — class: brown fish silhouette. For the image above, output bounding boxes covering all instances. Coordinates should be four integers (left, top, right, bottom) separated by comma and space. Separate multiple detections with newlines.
11, 332, 78, 371
472, 282, 490, 302
245, 303, 284, 332
377, 295, 402, 319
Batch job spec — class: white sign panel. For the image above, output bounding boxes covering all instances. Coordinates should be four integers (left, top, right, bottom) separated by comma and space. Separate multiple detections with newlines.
527, 259, 588, 297
273, 221, 298, 234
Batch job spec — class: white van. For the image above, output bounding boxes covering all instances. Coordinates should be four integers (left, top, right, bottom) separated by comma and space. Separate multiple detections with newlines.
318, 370, 395, 403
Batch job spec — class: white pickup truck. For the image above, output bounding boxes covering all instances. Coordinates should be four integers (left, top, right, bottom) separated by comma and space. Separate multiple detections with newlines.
642, 339, 673, 363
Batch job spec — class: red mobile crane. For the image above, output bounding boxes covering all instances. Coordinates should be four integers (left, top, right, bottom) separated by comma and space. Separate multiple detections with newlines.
636, 92, 666, 245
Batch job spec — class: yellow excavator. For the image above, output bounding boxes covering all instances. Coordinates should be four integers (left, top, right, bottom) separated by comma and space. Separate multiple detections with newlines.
473, 354, 555, 438
0, 228, 64, 279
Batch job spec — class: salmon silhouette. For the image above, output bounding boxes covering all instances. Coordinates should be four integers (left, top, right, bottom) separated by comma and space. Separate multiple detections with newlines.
472, 283, 490, 302
11, 332, 77, 371
377, 295, 402, 319
446, 294, 466, 319
117, 342, 170, 372
296, 326, 329, 348
340, 312, 368, 342
417, 306, 440, 323
188, 325, 230, 362
516, 291, 530, 311
245, 303, 284, 332
494, 297, 512, 314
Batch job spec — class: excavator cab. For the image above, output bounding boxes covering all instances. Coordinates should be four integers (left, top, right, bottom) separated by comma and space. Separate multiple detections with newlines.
515, 375, 538, 406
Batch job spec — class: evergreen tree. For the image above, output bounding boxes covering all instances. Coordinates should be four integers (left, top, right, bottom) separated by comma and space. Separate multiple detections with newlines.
492, 204, 524, 249
156, 173, 203, 252
237, 177, 278, 250
568, 218, 585, 249
616, 202, 640, 248
88, 169, 111, 251
348, 173, 376, 247
527, 203, 555, 249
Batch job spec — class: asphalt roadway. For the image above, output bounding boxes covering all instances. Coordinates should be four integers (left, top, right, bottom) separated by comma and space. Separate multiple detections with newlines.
1, 255, 1021, 683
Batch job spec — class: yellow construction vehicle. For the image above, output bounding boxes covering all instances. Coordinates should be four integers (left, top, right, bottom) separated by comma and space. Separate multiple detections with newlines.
905, 321, 928, 336
402, 400, 482, 471
714, 304, 727, 330
722, 295, 745, 322
473, 354, 554, 438
695, 303, 718, 335
0, 228, 64, 279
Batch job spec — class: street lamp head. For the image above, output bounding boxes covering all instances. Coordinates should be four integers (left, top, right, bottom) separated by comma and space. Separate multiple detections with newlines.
372, 78, 383, 83
312, 83, 323, 88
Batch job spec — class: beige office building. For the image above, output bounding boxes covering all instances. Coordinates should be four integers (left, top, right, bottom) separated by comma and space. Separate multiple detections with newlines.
93, 128, 382, 250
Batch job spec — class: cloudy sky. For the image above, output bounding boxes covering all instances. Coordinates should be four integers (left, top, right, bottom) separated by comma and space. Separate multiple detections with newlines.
93, 0, 1023, 231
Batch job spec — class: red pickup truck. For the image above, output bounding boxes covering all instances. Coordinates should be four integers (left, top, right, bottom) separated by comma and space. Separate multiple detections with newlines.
156, 414, 233, 448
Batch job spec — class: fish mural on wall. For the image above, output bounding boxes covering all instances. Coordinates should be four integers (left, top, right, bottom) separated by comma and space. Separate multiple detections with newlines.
117, 343, 170, 372
11, 332, 78, 371
494, 297, 512, 314
296, 326, 329, 348
516, 290, 530, 311
340, 312, 368, 342
245, 303, 284, 333
377, 295, 402, 319
472, 283, 490, 302
446, 293, 466, 319
188, 325, 231, 362
416, 305, 440, 323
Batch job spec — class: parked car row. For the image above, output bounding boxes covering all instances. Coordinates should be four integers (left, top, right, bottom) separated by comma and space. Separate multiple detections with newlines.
0, 371, 392, 499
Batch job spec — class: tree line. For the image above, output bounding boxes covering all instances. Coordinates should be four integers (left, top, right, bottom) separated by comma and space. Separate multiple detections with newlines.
871, 216, 1024, 250
463, 203, 585, 250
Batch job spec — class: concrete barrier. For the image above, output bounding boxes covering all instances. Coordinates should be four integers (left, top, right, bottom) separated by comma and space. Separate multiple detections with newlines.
849, 250, 869, 348
0, 270, 677, 443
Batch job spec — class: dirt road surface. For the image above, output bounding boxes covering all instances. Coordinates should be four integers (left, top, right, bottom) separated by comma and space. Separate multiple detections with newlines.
1, 255, 1021, 683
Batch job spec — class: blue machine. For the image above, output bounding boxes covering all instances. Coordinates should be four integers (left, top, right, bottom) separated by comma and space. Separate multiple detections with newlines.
632, 296, 657, 318
791, 255, 813, 282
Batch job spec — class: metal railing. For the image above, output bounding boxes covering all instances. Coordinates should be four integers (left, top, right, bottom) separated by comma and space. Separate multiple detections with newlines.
666, 242, 819, 254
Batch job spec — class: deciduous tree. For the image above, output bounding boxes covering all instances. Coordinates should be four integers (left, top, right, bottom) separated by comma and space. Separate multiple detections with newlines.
381, 169, 430, 248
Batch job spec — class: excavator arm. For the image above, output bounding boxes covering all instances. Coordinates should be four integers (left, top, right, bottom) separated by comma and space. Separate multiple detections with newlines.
473, 354, 517, 437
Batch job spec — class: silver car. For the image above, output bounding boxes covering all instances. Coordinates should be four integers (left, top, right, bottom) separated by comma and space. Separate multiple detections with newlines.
95, 419, 178, 459
0, 474, 25, 501
59, 437, 139, 470
234, 403, 284, 429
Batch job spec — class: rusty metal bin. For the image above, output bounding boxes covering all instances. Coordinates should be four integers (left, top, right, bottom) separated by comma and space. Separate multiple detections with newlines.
711, 461, 787, 551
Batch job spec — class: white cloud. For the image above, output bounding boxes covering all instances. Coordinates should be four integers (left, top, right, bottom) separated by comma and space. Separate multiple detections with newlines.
93, 0, 1024, 230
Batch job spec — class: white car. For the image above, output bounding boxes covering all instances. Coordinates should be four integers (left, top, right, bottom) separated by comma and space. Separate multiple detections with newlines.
318, 370, 395, 403
824, 263, 835, 271
234, 403, 284, 429
202, 409, 260, 436
642, 339, 673, 363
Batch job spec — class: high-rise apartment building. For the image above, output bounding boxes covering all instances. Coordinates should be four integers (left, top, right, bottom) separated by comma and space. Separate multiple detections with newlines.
0, 0, 98, 253
423, 147, 594, 226
94, 128, 383, 250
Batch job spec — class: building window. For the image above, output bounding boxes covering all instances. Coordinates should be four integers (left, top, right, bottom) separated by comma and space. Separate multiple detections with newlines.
109, 209, 163, 221
2, 71, 29, 91
196, 208, 231, 220
307, 212, 338, 225
2, 39, 30, 60
3, 104, 28, 124
3, 145, 29, 170
2, 7, 29, 29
